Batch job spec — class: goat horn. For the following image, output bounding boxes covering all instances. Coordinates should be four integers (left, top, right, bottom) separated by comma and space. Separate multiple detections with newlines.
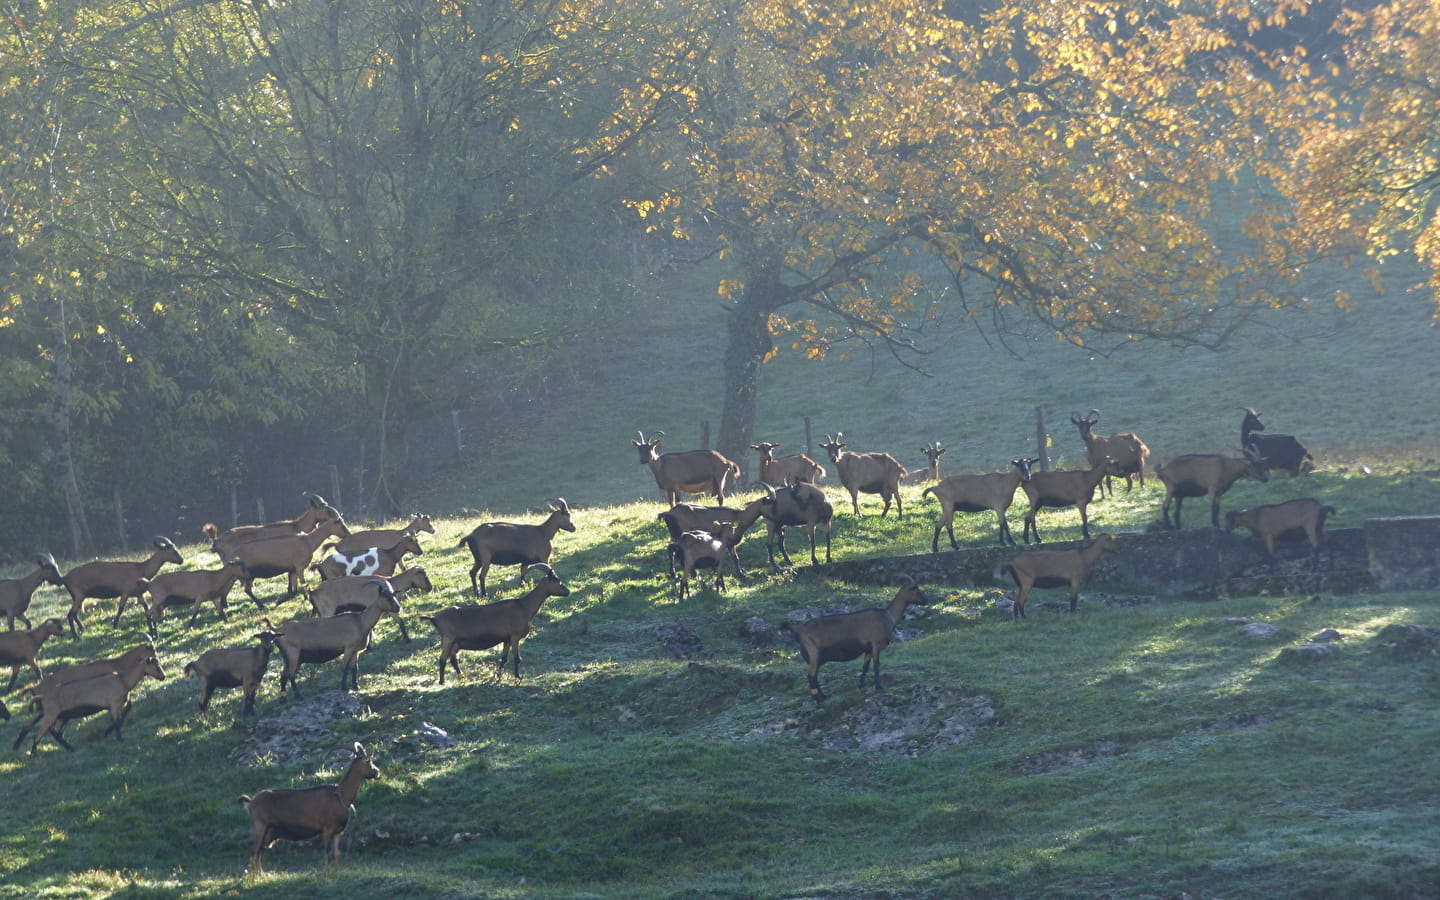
1088, 409, 1101, 421
895, 573, 917, 587
307, 493, 328, 508
526, 563, 558, 581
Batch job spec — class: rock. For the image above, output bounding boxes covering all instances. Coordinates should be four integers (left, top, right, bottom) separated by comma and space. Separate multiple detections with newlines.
1281, 642, 1336, 660
743, 616, 774, 649
1311, 628, 1344, 643
655, 622, 707, 659
1240, 622, 1284, 641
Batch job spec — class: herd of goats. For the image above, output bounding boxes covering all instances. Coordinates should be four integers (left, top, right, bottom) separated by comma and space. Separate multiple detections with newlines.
0, 407, 1334, 873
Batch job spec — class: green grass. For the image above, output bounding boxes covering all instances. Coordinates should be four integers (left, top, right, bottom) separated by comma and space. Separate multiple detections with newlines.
4, 464, 1440, 898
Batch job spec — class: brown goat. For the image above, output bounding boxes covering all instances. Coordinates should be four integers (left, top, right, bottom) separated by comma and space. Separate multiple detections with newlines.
818, 432, 907, 517
1226, 498, 1335, 566
923, 458, 1036, 550
458, 498, 574, 598
1003, 533, 1117, 619
11, 643, 163, 750
757, 481, 833, 567
1071, 410, 1150, 497
207, 494, 340, 560
1019, 458, 1123, 544
658, 498, 771, 579
0, 553, 63, 631
230, 518, 352, 607
668, 524, 745, 600
325, 513, 435, 556
271, 580, 401, 696
0, 617, 67, 691
750, 441, 826, 487
184, 625, 284, 723
779, 579, 930, 704
307, 567, 433, 642
61, 536, 184, 636
423, 564, 571, 683
1156, 448, 1269, 529
141, 559, 247, 638
633, 431, 742, 505
239, 742, 379, 873
24, 650, 166, 753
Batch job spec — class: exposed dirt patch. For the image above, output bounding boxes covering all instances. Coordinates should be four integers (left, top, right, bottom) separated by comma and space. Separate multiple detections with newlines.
229, 689, 364, 766
744, 684, 996, 756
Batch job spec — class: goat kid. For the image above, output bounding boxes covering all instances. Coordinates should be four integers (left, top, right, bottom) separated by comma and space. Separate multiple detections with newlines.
239, 742, 379, 874
779, 578, 930, 704
312, 533, 423, 581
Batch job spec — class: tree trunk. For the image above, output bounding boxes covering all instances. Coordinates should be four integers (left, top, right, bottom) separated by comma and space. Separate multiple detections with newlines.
51, 296, 93, 558
716, 281, 782, 483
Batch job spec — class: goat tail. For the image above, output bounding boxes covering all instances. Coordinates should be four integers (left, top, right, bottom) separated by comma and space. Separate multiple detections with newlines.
994, 563, 1019, 586
183, 662, 197, 680
202, 523, 219, 540
921, 485, 937, 501
237, 795, 252, 807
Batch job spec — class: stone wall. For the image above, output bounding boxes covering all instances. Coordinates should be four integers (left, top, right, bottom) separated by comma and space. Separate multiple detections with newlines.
801, 523, 1394, 598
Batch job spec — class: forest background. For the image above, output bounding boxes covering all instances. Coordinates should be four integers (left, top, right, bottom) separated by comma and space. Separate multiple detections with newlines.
3, 0, 1438, 557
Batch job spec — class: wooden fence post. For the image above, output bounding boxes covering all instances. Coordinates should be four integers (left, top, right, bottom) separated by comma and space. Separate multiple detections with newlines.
1035, 406, 1050, 472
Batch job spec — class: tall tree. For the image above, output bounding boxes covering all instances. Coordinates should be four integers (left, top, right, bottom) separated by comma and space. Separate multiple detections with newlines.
1267, 0, 1440, 306
621, 0, 1319, 471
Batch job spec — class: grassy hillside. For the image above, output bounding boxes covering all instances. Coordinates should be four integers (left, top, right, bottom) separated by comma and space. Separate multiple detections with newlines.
3, 460, 1440, 898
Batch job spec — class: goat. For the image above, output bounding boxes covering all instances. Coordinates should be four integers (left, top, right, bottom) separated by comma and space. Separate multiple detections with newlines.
207, 494, 340, 560
818, 432, 907, 517
10, 643, 162, 750
0, 617, 67, 691
1241, 408, 1315, 476
458, 498, 574, 598
60, 536, 184, 636
633, 431, 741, 505
1019, 457, 1123, 544
923, 458, 1037, 550
422, 564, 570, 683
1156, 447, 1270, 529
325, 513, 435, 556
668, 524, 744, 600
1003, 533, 1117, 619
658, 498, 771, 579
307, 567, 432, 642
184, 625, 284, 723
757, 481, 833, 567
1226, 498, 1336, 567
902, 441, 947, 485
140, 559, 246, 639
311, 533, 423, 581
750, 441, 826, 487
0, 553, 63, 631
239, 742, 379, 874
230, 518, 352, 608
271, 580, 400, 697
778, 578, 930, 704
23, 650, 166, 753
1071, 409, 1150, 497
